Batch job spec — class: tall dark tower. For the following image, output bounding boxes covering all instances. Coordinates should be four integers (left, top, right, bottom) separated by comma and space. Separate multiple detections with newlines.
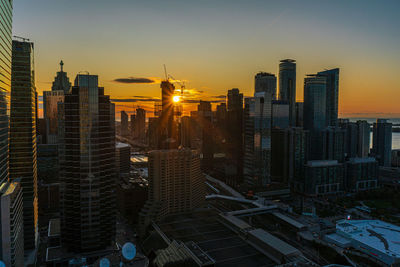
159, 80, 176, 148
10, 40, 38, 251
279, 59, 296, 127
60, 74, 116, 253
318, 68, 339, 127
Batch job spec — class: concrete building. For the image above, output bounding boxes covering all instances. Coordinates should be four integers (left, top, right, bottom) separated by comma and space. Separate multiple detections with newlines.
0, 181, 24, 267
243, 92, 272, 187
197, 100, 213, 172
60, 74, 116, 253
10, 40, 38, 251
303, 160, 345, 196
116, 142, 131, 176
139, 149, 205, 234
346, 157, 378, 192
372, 119, 392, 167
255, 72, 277, 100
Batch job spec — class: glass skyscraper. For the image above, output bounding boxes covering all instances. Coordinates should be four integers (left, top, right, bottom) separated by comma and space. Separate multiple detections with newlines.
10, 40, 38, 251
303, 74, 327, 160
372, 119, 392, 167
278, 59, 296, 127
244, 91, 272, 187
255, 72, 277, 100
0, 0, 12, 186
317, 68, 339, 127
61, 74, 116, 253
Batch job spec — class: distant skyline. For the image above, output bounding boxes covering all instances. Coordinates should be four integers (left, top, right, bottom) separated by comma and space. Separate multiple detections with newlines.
14, 0, 400, 118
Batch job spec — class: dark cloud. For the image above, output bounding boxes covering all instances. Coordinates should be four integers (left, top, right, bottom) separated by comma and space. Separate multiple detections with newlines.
113, 77, 155, 84
212, 95, 226, 99
111, 97, 160, 103
182, 99, 225, 104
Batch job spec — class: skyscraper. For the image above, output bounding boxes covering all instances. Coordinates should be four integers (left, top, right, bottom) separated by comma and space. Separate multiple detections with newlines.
317, 68, 339, 127
372, 119, 392, 167
138, 149, 205, 234
255, 72, 277, 99
0, 0, 13, 187
134, 107, 146, 141
303, 74, 327, 160
0, 181, 24, 267
10, 40, 38, 250
197, 100, 213, 171
243, 91, 272, 187
226, 88, 244, 185
43, 61, 71, 144
120, 110, 129, 137
159, 80, 176, 148
279, 59, 296, 126
357, 120, 371, 158
61, 74, 116, 253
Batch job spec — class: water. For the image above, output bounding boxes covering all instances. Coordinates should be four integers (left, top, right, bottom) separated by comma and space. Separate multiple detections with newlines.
346, 118, 400, 150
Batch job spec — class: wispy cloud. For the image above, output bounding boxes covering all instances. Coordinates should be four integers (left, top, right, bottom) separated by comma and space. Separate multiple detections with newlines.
111, 96, 160, 102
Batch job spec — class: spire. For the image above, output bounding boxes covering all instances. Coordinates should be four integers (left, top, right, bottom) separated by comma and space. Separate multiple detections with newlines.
60, 60, 64, 72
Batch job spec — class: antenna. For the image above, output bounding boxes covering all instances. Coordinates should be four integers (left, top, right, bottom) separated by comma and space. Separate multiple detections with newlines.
99, 258, 110, 267
122, 242, 136, 261
163, 64, 168, 81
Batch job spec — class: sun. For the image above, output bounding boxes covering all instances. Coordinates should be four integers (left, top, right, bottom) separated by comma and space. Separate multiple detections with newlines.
173, 95, 181, 103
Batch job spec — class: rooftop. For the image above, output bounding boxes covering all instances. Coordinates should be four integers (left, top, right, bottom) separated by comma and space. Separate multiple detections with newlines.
116, 142, 130, 149
48, 218, 60, 237
348, 157, 377, 164
336, 219, 400, 258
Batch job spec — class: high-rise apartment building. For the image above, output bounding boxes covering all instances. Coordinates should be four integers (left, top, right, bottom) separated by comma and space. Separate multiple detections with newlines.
322, 127, 346, 163
121, 110, 129, 137
243, 92, 272, 187
0, 181, 24, 267
139, 149, 205, 234
10, 40, 38, 250
317, 68, 339, 127
255, 72, 277, 100
60, 74, 116, 253
357, 120, 370, 157
372, 119, 392, 167
226, 88, 244, 185
197, 101, 213, 171
279, 59, 296, 126
271, 128, 309, 186
303, 74, 327, 160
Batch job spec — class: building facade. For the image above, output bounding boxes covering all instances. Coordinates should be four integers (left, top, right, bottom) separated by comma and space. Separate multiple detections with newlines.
303, 74, 327, 160
317, 68, 339, 127
61, 74, 116, 253
255, 72, 277, 100
139, 149, 205, 234
243, 92, 272, 187
120, 110, 129, 137
0, 181, 24, 267
10, 40, 38, 250
372, 119, 392, 167
278, 59, 296, 126
346, 157, 378, 192
116, 142, 131, 176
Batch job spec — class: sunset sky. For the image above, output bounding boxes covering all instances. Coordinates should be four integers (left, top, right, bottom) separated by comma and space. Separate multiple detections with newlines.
13, 0, 400, 118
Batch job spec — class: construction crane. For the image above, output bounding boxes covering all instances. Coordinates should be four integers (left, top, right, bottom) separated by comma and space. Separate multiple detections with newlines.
162, 65, 185, 96
13, 35, 30, 42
